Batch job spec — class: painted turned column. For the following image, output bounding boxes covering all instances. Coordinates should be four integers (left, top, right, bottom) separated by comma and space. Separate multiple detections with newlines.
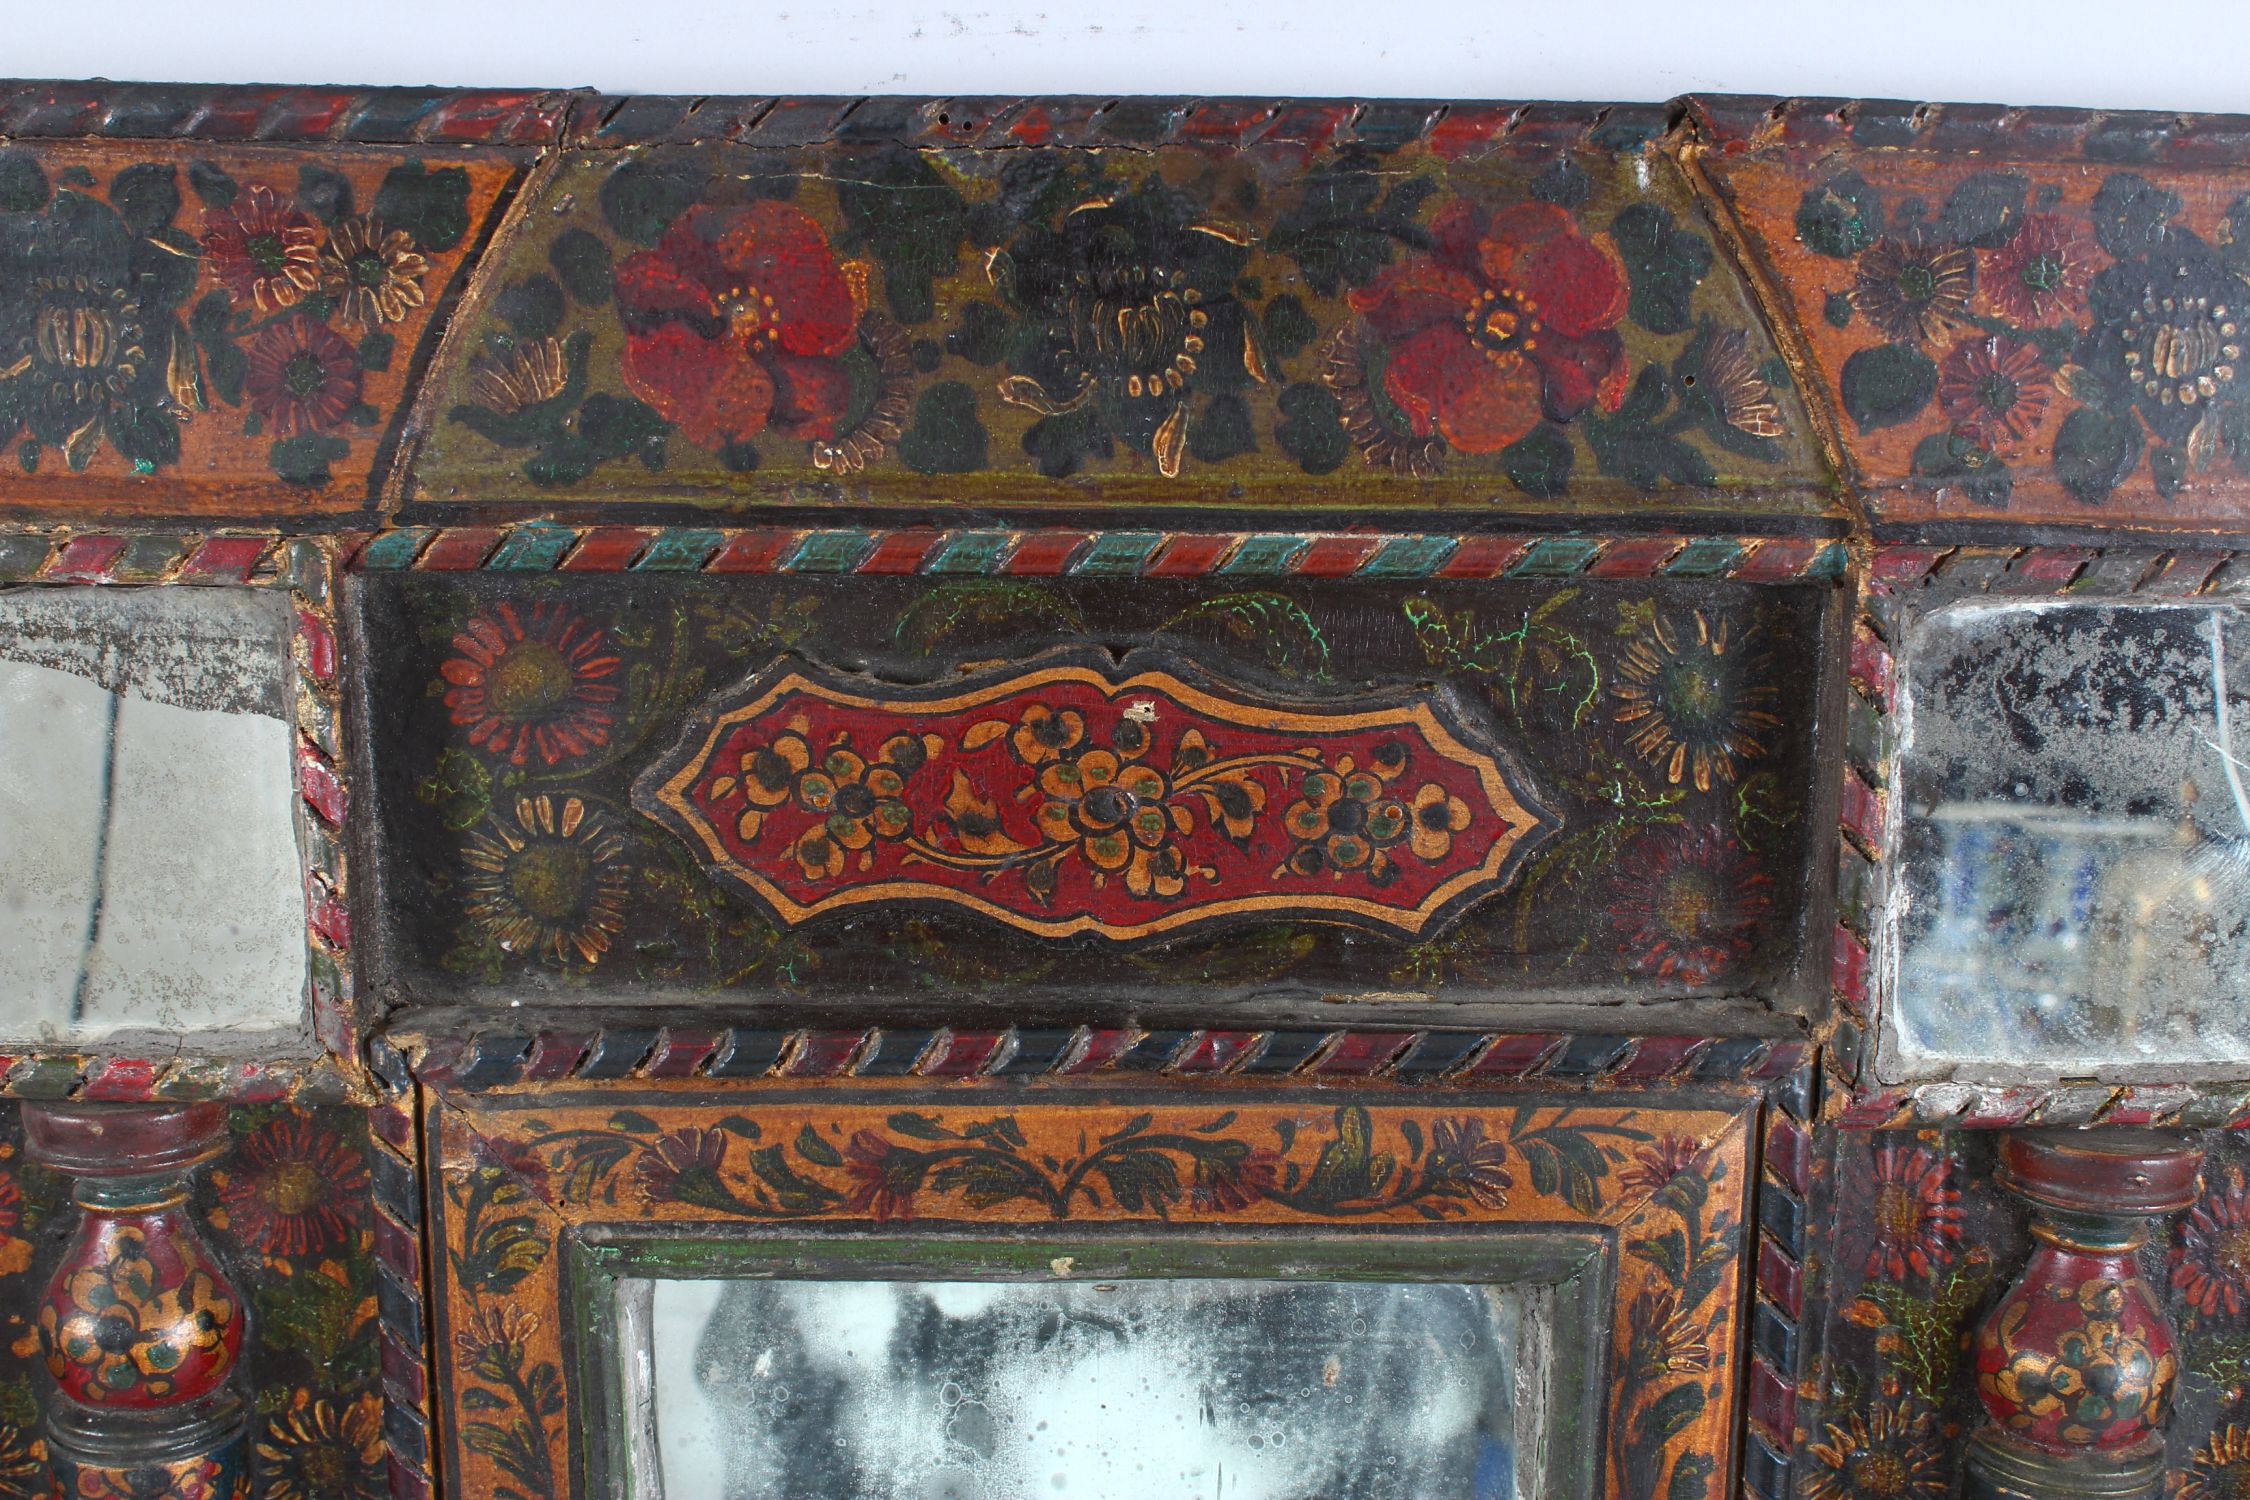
24, 1103, 249, 1500
1965, 1128, 2205, 1500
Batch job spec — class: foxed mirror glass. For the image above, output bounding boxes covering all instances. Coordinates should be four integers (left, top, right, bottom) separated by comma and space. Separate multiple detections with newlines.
0, 586, 305, 1040
1888, 597, 2250, 1077
631, 1276, 1524, 1500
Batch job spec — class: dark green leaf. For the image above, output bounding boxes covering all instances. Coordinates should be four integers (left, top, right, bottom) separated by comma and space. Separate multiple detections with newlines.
713, 1116, 761, 1139
945, 300, 1011, 365
1796, 171, 1881, 258
1609, 202, 1711, 335
1501, 423, 1575, 498
494, 275, 566, 339
1021, 407, 1112, 478
0, 150, 50, 212
1274, 381, 1349, 476
267, 431, 346, 490
833, 146, 970, 324
1529, 156, 1591, 210
2091, 172, 2182, 259
1268, 161, 1436, 296
1839, 343, 1937, 432
296, 164, 353, 224
579, 391, 670, 465
600, 158, 710, 244
795, 1124, 843, 1167
898, 380, 989, 473
1823, 291, 1855, 328
108, 163, 180, 237
886, 1111, 958, 1141
1186, 392, 1255, 464
1935, 172, 2029, 248
2054, 405, 2145, 504
357, 330, 395, 373
1261, 295, 1318, 360
1095, 1150, 1181, 1214
1911, 432, 2013, 508
187, 159, 238, 211
375, 161, 472, 251
607, 1110, 659, 1134
548, 227, 614, 305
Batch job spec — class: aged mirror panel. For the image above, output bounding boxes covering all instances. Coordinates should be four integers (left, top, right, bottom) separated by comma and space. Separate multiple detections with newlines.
632, 1276, 1524, 1500
1887, 597, 2250, 1078
358, 571, 1831, 1013
0, 586, 305, 1041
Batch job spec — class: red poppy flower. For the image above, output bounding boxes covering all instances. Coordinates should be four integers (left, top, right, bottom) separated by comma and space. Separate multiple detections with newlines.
219, 1115, 369, 1259
613, 200, 861, 450
843, 1130, 922, 1222
2174, 1168, 2250, 1318
1864, 1140, 1965, 1281
1937, 335, 2053, 451
1346, 200, 1629, 454
243, 316, 363, 437
201, 183, 323, 315
1610, 824, 1775, 986
442, 602, 622, 767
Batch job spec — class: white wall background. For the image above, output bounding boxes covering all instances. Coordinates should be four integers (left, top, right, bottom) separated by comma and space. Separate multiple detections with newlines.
12, 0, 2250, 114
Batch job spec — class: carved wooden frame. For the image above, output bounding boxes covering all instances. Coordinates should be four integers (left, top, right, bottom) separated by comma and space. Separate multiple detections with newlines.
424, 1078, 1757, 1499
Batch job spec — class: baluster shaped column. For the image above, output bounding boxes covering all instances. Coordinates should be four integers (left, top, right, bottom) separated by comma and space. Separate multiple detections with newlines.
25, 1102, 249, 1500
1965, 1128, 2204, 1500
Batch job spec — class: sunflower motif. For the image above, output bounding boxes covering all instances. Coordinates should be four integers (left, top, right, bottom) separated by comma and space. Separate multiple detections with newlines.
1937, 334, 2053, 451
442, 602, 622, 768
242, 315, 362, 437
1695, 326, 1788, 438
1427, 1118, 1514, 1208
41, 1227, 236, 1405
1864, 1140, 1966, 1281
254, 1394, 385, 1500
215, 1114, 368, 1259
1280, 743, 1412, 881
2178, 1425, 2250, 1500
1609, 824, 1776, 986
2174, 1166, 2250, 1318
1800, 1402, 1946, 1500
0, 1422, 41, 1500
318, 215, 428, 327
1612, 609, 1779, 792
1627, 1286, 1712, 1378
467, 336, 572, 416
200, 183, 322, 315
785, 734, 930, 879
1981, 214, 2094, 325
1853, 233, 1977, 344
1034, 730, 1188, 899
810, 312, 917, 474
461, 795, 630, 966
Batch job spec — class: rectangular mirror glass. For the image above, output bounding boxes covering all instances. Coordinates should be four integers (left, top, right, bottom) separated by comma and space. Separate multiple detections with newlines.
634, 1276, 1524, 1500
1889, 598, 2250, 1076
0, 586, 305, 1041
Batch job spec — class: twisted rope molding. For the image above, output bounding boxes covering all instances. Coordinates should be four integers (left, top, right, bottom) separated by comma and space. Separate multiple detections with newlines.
8, 81, 2250, 165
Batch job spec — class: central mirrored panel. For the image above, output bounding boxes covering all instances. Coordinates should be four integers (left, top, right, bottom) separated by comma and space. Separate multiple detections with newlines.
1889, 597, 2250, 1076
637, 1277, 1522, 1500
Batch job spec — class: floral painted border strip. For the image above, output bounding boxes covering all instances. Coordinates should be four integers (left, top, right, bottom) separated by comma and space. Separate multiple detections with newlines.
429, 1088, 1756, 1500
